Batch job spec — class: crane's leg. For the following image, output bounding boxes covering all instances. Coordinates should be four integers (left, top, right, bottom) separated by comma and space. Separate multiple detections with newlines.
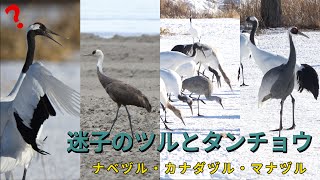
197, 95, 203, 116
22, 168, 27, 180
237, 66, 240, 81
286, 95, 296, 130
109, 104, 121, 135
240, 63, 248, 86
197, 63, 201, 76
160, 116, 172, 131
271, 100, 284, 136
124, 106, 134, 138
160, 103, 172, 124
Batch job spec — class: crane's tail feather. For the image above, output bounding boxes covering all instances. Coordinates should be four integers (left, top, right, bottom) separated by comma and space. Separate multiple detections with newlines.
297, 64, 319, 100
142, 96, 152, 112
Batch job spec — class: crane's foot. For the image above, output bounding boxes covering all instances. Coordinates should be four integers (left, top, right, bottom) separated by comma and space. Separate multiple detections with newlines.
270, 127, 283, 132
163, 124, 173, 131
285, 124, 296, 130
197, 114, 204, 117
240, 83, 248, 87
164, 121, 173, 123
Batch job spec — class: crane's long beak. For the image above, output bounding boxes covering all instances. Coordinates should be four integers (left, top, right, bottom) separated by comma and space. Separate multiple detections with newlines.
44, 29, 62, 46
219, 101, 224, 109
187, 101, 193, 115
298, 31, 309, 39
179, 116, 186, 126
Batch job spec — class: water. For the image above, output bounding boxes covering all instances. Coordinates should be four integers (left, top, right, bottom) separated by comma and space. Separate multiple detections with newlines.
80, 0, 160, 38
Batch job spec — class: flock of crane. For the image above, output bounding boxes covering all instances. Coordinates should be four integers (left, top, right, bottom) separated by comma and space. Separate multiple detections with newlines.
1, 15, 319, 180
240, 16, 319, 136
160, 17, 232, 129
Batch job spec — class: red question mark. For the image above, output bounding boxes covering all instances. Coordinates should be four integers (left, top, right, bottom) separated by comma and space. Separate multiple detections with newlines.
5, 4, 24, 29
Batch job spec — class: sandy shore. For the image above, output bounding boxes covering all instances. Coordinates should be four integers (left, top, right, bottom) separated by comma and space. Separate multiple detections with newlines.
80, 33, 160, 179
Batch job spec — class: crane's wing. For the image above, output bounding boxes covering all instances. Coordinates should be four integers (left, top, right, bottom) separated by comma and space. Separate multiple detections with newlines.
258, 67, 281, 107
12, 62, 80, 154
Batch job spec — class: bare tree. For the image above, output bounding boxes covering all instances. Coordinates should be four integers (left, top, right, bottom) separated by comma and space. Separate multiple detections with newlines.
261, 0, 282, 27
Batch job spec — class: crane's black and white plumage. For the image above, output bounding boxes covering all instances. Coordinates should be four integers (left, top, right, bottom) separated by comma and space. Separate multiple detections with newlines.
84, 49, 152, 137
0, 22, 79, 180
161, 42, 206, 72
182, 76, 223, 116
258, 27, 309, 136
245, 16, 319, 99
171, 43, 232, 90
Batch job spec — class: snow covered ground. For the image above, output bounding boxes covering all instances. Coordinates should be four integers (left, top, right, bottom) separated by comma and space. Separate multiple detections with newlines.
160, 19, 320, 179
160, 18, 242, 179
239, 29, 320, 179
0, 60, 80, 179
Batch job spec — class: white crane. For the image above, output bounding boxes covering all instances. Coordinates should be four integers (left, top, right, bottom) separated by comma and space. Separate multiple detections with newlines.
239, 32, 251, 86
175, 61, 197, 80
0, 22, 79, 180
160, 78, 185, 129
160, 69, 193, 115
160, 43, 205, 71
245, 16, 319, 100
258, 27, 309, 136
189, 16, 201, 43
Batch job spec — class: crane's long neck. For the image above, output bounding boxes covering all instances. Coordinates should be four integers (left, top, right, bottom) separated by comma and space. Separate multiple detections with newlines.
96, 54, 114, 88
22, 32, 36, 73
8, 32, 35, 97
191, 46, 197, 57
97, 54, 104, 73
286, 33, 296, 71
250, 21, 258, 46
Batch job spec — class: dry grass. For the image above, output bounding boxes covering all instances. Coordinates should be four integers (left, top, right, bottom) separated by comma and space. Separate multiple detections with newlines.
160, 0, 240, 18
0, 3, 80, 61
160, 27, 172, 35
240, 0, 320, 29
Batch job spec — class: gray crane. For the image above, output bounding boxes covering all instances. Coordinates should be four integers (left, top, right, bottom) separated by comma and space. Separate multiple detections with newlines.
84, 49, 151, 137
182, 76, 224, 116
258, 27, 309, 136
